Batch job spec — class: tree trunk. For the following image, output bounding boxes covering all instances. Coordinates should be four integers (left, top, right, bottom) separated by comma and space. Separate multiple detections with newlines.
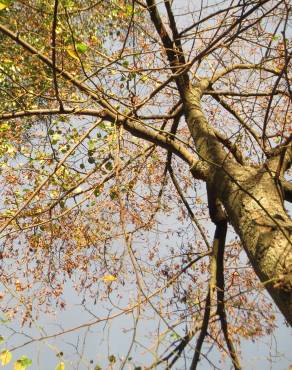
183, 82, 292, 325
218, 165, 292, 326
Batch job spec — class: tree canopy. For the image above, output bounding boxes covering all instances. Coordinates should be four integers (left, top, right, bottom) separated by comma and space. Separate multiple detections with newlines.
0, 0, 291, 369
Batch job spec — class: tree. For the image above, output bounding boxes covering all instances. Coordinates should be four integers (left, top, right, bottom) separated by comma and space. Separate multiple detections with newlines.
0, 0, 291, 368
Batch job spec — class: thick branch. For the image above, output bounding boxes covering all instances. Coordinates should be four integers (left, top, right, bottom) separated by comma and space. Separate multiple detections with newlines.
0, 25, 211, 180
215, 221, 242, 370
0, 106, 208, 180
164, 0, 186, 66
146, 0, 176, 63
121, 117, 207, 180
218, 164, 292, 326
183, 80, 232, 168
207, 186, 242, 369
146, 0, 188, 91
205, 89, 288, 97
190, 223, 223, 369
189, 289, 211, 370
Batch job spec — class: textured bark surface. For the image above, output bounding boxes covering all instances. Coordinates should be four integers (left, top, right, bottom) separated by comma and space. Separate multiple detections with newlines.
184, 82, 292, 326
220, 166, 292, 326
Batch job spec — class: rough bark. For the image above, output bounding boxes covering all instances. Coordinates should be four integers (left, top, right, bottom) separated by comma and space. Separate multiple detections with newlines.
219, 165, 292, 326
183, 82, 292, 326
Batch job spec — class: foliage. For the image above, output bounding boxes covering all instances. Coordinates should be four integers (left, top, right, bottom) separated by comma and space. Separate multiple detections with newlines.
0, 349, 12, 366
0, 0, 291, 369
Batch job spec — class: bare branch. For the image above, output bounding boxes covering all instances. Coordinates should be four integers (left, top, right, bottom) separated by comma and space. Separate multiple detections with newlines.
211, 63, 280, 84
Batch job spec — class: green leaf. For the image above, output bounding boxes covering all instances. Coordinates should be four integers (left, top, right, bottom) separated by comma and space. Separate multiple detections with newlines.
170, 332, 180, 340
122, 60, 129, 68
275, 136, 281, 143
88, 139, 96, 151
52, 133, 61, 142
94, 188, 100, 197
125, 4, 133, 16
75, 42, 88, 54
272, 34, 281, 41
0, 123, 10, 132
14, 356, 32, 369
105, 161, 113, 171
0, 335, 4, 344
110, 190, 117, 200
18, 356, 32, 367
108, 354, 116, 363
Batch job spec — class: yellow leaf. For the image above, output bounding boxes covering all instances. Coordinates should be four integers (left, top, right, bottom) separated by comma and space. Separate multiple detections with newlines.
55, 362, 65, 370
0, 350, 12, 366
14, 362, 24, 370
66, 46, 79, 61
73, 186, 83, 194
0, 3, 8, 11
50, 190, 59, 198
13, 356, 32, 370
101, 275, 117, 282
